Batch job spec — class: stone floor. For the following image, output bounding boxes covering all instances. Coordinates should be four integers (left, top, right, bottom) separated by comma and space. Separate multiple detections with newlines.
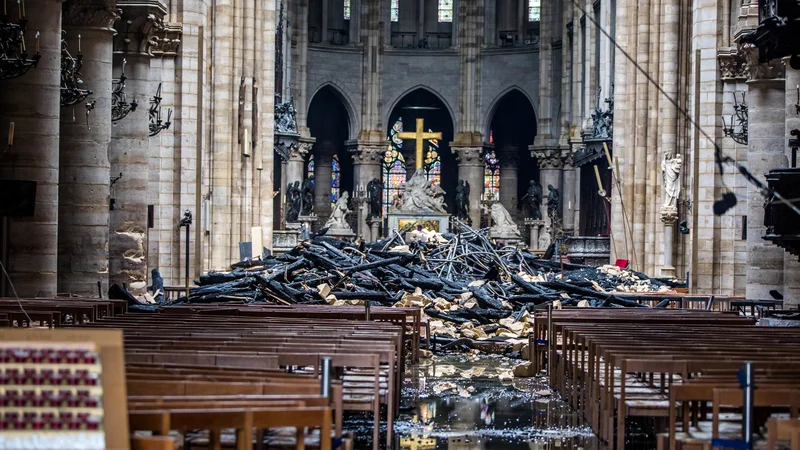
345, 354, 599, 449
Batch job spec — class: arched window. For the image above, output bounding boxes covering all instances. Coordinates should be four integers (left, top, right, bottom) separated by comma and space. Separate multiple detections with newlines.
424, 134, 441, 186
438, 0, 453, 22
391, 0, 399, 21
383, 118, 406, 215
307, 154, 341, 208
484, 150, 500, 202
528, 0, 541, 21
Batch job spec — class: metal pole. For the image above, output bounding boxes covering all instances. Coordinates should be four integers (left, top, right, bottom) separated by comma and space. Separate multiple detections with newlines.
742, 361, 755, 449
547, 302, 554, 380
185, 223, 190, 296
320, 357, 332, 398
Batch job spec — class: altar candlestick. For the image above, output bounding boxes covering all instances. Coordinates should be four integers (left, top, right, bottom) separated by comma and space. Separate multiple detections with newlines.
8, 122, 15, 147
122, 58, 126, 74
35, 31, 39, 53
77, 34, 81, 53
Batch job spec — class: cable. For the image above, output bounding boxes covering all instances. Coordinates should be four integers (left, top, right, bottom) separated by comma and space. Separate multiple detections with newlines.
568, 0, 800, 218
0, 258, 32, 325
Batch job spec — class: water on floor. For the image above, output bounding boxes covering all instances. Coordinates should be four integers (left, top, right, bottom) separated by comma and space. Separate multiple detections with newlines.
346, 353, 600, 449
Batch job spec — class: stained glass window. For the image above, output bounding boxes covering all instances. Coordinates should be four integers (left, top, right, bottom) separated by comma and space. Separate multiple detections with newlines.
307, 154, 340, 208
344, 0, 351, 19
528, 0, 540, 21
489, 130, 494, 144
424, 131, 441, 186
383, 117, 442, 213
484, 150, 500, 202
391, 0, 399, 22
438, 0, 453, 22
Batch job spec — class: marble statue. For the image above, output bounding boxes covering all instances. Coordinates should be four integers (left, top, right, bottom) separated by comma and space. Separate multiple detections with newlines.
490, 203, 521, 238
301, 177, 314, 216
546, 184, 560, 219
274, 94, 298, 134
286, 181, 301, 222
392, 171, 448, 214
662, 153, 682, 210
325, 191, 353, 231
538, 227, 552, 249
367, 178, 383, 218
455, 180, 470, 220
522, 180, 543, 220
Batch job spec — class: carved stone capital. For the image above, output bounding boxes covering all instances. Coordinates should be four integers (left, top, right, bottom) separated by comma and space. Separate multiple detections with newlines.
453, 146, 483, 165
150, 23, 182, 57
63, 1, 120, 30
739, 43, 785, 81
530, 147, 564, 170
349, 143, 386, 165
289, 141, 313, 161
718, 47, 749, 81
562, 151, 575, 169
496, 145, 520, 168
660, 206, 679, 224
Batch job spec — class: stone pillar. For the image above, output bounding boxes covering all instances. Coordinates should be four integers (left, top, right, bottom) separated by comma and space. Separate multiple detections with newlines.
516, 0, 524, 45
314, 141, 336, 222
108, 5, 166, 294
742, 46, 786, 300
561, 153, 576, 235
417, 0, 425, 43
282, 138, 312, 223
350, 142, 384, 189
322, 0, 329, 43
497, 145, 519, 215
58, 2, 118, 296
660, 213, 677, 278
0, 0, 62, 297
531, 148, 563, 230
452, 146, 484, 227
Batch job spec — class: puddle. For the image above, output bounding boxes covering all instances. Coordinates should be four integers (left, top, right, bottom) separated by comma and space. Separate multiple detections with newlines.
345, 354, 600, 449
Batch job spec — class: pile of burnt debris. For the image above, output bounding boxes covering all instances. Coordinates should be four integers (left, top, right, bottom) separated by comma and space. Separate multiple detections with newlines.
146, 224, 680, 346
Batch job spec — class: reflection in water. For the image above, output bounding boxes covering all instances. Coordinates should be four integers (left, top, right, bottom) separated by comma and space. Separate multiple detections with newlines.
394, 355, 598, 450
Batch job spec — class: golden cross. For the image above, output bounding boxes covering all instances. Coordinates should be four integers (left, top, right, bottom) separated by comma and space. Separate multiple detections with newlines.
397, 118, 443, 170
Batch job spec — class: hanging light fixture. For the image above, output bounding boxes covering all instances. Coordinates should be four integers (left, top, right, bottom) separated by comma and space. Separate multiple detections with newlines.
111, 58, 137, 122
149, 82, 172, 136
60, 32, 91, 106
0, 1, 41, 79
721, 91, 748, 145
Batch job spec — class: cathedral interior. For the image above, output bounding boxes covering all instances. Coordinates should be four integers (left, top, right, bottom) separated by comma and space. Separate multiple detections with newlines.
2, 1, 800, 448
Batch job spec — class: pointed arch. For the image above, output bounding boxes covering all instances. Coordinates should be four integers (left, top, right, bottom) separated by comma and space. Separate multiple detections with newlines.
384, 85, 457, 132
483, 86, 537, 140
308, 81, 359, 139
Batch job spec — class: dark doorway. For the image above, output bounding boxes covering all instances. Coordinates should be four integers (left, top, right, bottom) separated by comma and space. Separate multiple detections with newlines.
386, 88, 456, 213
488, 89, 538, 215
307, 86, 353, 225
579, 157, 611, 236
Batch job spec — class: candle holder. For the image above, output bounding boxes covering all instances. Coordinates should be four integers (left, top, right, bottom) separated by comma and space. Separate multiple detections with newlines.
149, 82, 172, 136
721, 91, 748, 145
111, 59, 137, 122
60, 33, 91, 106
0, 11, 41, 79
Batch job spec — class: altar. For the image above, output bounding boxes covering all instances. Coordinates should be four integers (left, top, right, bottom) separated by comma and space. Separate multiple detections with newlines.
385, 117, 451, 235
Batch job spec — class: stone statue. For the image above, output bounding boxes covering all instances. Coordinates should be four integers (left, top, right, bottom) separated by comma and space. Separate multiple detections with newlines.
490, 203, 521, 238
325, 191, 353, 231
546, 184, 560, 219
455, 180, 470, 220
538, 227, 552, 249
521, 180, 543, 220
286, 181, 301, 222
392, 171, 448, 214
662, 153, 682, 210
274, 94, 298, 134
367, 178, 383, 218
301, 177, 314, 216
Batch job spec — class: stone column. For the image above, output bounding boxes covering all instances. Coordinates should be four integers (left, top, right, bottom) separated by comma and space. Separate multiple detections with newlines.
58, 2, 118, 296
314, 141, 336, 223
350, 142, 384, 189
660, 211, 678, 278
322, 0, 329, 43
561, 152, 576, 235
742, 46, 786, 300
417, 0, 425, 43
452, 145, 484, 227
108, 4, 166, 294
531, 148, 563, 230
0, 0, 62, 297
497, 145, 519, 215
